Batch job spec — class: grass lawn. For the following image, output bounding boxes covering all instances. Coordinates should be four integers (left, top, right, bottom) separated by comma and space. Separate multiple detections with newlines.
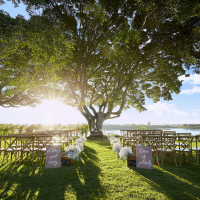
0, 137, 200, 200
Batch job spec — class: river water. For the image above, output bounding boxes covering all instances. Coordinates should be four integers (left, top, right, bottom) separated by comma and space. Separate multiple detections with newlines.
102, 128, 200, 136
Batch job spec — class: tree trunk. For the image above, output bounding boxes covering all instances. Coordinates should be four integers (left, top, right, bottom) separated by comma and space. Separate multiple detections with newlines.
80, 103, 122, 133
80, 105, 107, 132
88, 112, 104, 132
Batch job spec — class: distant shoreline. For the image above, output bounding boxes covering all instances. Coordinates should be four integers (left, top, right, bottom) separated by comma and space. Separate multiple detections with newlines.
102, 125, 200, 131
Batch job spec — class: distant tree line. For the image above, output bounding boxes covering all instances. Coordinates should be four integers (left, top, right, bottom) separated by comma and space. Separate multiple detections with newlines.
0, 123, 89, 136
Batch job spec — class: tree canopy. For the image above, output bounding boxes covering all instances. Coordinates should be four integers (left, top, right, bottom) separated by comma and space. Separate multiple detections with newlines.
0, 10, 73, 107
1, 0, 200, 130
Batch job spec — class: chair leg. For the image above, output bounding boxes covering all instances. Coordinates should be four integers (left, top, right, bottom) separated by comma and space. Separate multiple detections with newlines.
197, 152, 199, 166
179, 152, 181, 167
35, 151, 40, 167
30, 152, 34, 166
190, 152, 194, 166
14, 152, 17, 167
173, 152, 177, 167
152, 154, 155, 163
156, 152, 160, 168
6, 153, 9, 163
18, 152, 22, 166
26, 152, 28, 163
161, 152, 163, 167
1, 152, 6, 166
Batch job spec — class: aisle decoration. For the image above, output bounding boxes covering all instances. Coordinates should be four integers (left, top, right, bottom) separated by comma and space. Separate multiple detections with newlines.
112, 142, 123, 154
64, 136, 87, 161
64, 145, 82, 160
119, 146, 133, 160
109, 136, 136, 167
108, 136, 116, 141
109, 137, 120, 146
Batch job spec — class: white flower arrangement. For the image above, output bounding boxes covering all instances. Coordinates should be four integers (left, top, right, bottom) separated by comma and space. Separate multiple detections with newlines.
75, 138, 84, 145
64, 136, 87, 160
64, 145, 82, 160
119, 146, 133, 160
112, 142, 123, 153
74, 140, 84, 152
109, 136, 116, 141
110, 138, 120, 146
79, 136, 87, 143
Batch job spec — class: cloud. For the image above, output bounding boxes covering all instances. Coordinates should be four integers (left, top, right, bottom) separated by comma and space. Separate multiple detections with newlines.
180, 86, 200, 94
194, 109, 200, 112
192, 113, 198, 116
179, 74, 200, 84
146, 102, 188, 116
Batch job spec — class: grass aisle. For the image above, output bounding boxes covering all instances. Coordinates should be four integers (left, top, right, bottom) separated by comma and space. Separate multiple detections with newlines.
0, 138, 200, 199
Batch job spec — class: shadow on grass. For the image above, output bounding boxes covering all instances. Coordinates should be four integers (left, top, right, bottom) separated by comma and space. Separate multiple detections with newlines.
130, 158, 200, 200
0, 145, 105, 200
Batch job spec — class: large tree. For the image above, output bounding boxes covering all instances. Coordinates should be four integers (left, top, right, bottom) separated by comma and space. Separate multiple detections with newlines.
0, 10, 73, 107
1, 0, 200, 130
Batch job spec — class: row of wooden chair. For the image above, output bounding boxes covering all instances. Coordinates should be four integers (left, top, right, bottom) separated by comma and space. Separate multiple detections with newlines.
124, 133, 200, 167
0, 130, 76, 167
120, 130, 193, 139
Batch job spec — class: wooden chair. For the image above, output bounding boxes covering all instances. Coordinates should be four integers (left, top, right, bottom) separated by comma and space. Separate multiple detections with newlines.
153, 130, 163, 134
1, 135, 19, 166
35, 135, 53, 166
60, 131, 70, 148
18, 135, 35, 166
177, 133, 191, 136
49, 131, 62, 146
142, 135, 161, 167
65, 130, 73, 144
129, 134, 146, 155
175, 135, 194, 167
157, 136, 177, 167
147, 130, 163, 135
192, 135, 200, 166
175, 133, 191, 147
121, 130, 129, 145
138, 130, 147, 135
163, 131, 176, 135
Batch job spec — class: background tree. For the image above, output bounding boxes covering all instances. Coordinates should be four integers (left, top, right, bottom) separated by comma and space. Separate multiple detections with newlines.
1, 0, 200, 131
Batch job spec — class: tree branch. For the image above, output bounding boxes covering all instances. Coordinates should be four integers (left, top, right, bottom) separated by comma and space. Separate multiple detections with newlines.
83, 105, 94, 118
140, 0, 164, 31
89, 105, 98, 117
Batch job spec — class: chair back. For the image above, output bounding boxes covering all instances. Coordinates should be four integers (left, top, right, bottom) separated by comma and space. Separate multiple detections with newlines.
130, 134, 146, 154
138, 130, 147, 135
60, 131, 70, 146
19, 135, 35, 151
163, 131, 176, 136
147, 130, 163, 134
160, 136, 176, 150
177, 133, 191, 136
2, 135, 19, 151
142, 135, 161, 152
178, 135, 193, 152
35, 135, 53, 150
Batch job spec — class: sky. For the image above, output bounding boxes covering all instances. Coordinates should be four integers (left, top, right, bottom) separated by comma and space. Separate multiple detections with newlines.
1, 2, 200, 125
